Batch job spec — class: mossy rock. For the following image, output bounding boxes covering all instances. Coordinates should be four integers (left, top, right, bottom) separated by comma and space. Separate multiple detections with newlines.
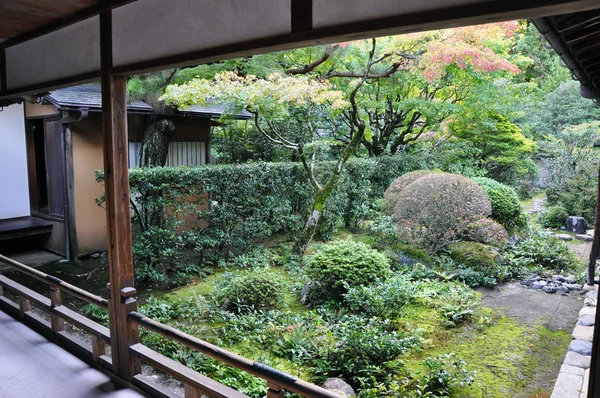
447, 241, 501, 271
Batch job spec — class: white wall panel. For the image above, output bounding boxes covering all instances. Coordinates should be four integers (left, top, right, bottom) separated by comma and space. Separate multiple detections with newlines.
313, 0, 486, 28
5, 17, 100, 90
112, 0, 291, 67
0, 104, 30, 219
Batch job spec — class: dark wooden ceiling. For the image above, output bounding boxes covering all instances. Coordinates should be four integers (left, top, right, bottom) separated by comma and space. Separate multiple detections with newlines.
533, 10, 600, 96
0, 0, 98, 40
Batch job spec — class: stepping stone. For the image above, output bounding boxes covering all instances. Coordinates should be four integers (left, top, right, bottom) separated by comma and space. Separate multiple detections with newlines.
560, 364, 585, 376
576, 234, 593, 242
556, 234, 573, 241
578, 314, 595, 327
584, 298, 597, 307
586, 290, 598, 299
551, 371, 584, 398
579, 307, 596, 317
564, 351, 591, 369
572, 325, 594, 342
569, 340, 593, 356
581, 369, 590, 398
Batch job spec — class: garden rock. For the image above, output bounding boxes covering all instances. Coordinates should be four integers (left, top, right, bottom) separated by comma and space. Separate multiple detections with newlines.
555, 233, 573, 241
543, 285, 557, 293
569, 340, 593, 356
567, 216, 587, 234
576, 234, 593, 242
532, 282, 543, 289
557, 286, 569, 294
565, 283, 583, 291
322, 378, 356, 397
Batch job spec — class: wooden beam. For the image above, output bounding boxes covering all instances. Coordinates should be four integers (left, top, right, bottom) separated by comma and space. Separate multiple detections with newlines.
291, 0, 312, 33
100, 9, 139, 382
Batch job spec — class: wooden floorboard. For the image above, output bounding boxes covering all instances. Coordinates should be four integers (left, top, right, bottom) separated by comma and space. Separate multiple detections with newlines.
0, 310, 147, 398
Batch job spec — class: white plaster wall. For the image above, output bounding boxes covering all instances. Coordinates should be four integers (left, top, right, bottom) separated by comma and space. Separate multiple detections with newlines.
5, 17, 100, 90
112, 0, 291, 67
0, 104, 30, 219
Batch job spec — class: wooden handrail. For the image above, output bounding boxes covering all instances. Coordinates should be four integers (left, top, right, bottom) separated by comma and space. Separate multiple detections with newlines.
0, 254, 108, 309
129, 311, 343, 398
0, 275, 110, 342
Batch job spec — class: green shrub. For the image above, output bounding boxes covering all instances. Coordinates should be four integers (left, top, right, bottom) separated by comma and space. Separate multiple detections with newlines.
216, 269, 286, 312
472, 177, 526, 229
96, 156, 425, 281
323, 316, 421, 387
447, 242, 501, 272
383, 170, 436, 215
539, 204, 569, 228
393, 173, 491, 251
344, 275, 419, 319
504, 229, 578, 272
467, 218, 509, 247
307, 239, 390, 300
418, 353, 476, 395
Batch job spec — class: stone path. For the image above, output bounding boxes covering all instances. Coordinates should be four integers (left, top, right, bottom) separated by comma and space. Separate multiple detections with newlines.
527, 196, 547, 214
551, 287, 597, 398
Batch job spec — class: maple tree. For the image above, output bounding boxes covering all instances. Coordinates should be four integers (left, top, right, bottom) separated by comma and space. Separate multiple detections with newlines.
162, 40, 382, 253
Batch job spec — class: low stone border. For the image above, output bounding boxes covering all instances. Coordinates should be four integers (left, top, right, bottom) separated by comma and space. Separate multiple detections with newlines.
551, 287, 597, 398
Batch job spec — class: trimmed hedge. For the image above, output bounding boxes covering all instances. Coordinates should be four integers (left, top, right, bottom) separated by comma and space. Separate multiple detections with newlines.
96, 155, 425, 274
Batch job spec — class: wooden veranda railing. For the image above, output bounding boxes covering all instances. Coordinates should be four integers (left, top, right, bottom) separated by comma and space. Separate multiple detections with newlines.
0, 254, 341, 398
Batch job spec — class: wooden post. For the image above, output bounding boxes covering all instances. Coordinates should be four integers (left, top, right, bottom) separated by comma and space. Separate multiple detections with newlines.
267, 382, 285, 398
184, 384, 203, 398
49, 286, 65, 334
100, 10, 138, 382
19, 296, 30, 319
91, 335, 106, 364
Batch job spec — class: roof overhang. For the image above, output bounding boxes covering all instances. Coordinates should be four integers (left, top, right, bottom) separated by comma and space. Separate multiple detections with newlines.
532, 10, 600, 100
2, 0, 600, 100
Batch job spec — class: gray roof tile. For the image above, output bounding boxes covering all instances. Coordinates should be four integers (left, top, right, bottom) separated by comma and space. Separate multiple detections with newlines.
45, 83, 251, 119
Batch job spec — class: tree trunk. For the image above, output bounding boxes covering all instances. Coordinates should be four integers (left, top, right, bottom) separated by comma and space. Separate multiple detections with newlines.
138, 117, 176, 167
293, 191, 327, 254
138, 117, 176, 229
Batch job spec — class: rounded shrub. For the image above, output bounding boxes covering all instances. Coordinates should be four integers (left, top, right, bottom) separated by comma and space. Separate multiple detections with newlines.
383, 170, 436, 215
467, 218, 509, 247
472, 177, 526, 229
307, 239, 390, 300
447, 241, 501, 272
393, 173, 492, 251
540, 205, 569, 229
218, 269, 286, 312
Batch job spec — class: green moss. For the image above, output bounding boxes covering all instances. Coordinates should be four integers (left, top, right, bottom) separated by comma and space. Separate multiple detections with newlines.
447, 241, 500, 271
392, 243, 433, 264
405, 314, 571, 398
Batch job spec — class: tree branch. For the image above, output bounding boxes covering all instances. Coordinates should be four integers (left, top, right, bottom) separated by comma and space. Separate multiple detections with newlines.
285, 46, 336, 75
